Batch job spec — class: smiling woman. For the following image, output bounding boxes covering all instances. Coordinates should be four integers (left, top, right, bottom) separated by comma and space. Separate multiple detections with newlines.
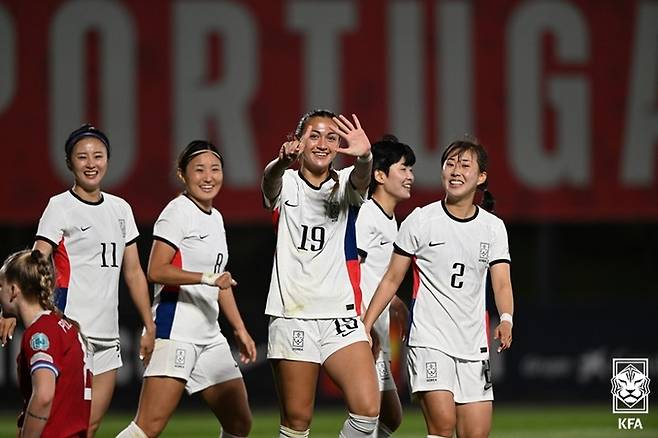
117, 140, 257, 438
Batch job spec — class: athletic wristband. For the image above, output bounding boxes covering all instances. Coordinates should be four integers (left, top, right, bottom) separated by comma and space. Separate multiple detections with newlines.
500, 312, 513, 327
357, 152, 373, 163
200, 272, 221, 286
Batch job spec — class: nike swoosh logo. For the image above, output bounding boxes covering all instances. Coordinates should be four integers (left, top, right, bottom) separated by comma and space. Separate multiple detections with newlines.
380, 240, 391, 246
199, 234, 209, 240
340, 329, 357, 337
284, 200, 299, 207
81, 226, 92, 231
429, 241, 445, 247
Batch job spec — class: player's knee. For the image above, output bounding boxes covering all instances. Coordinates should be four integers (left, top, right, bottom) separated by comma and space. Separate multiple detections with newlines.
339, 412, 378, 437
281, 408, 313, 432
136, 416, 168, 438
221, 413, 252, 437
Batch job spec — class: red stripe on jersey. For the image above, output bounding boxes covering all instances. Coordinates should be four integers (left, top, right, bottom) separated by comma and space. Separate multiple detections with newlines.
411, 256, 420, 299
346, 259, 362, 316
485, 310, 491, 348
53, 238, 70, 288
271, 208, 280, 230
162, 250, 182, 293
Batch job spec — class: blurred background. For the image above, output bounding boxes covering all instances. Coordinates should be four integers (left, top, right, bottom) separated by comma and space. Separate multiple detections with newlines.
0, 0, 656, 427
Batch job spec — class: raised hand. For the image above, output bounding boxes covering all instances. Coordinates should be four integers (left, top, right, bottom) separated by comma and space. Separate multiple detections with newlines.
332, 114, 371, 158
278, 125, 311, 167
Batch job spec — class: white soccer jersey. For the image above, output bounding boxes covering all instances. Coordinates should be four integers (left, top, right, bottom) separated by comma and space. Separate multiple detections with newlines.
152, 194, 228, 344
35, 190, 139, 339
264, 167, 365, 318
356, 198, 398, 349
395, 200, 510, 360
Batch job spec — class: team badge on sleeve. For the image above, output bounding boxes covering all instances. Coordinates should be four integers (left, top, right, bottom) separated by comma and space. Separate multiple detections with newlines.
118, 219, 126, 238
479, 242, 490, 263
30, 333, 50, 351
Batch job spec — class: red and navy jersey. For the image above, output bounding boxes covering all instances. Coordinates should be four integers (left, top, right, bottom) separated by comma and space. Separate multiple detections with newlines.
17, 311, 92, 437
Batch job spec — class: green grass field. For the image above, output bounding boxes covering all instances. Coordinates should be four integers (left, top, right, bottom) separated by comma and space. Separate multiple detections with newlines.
1, 405, 655, 437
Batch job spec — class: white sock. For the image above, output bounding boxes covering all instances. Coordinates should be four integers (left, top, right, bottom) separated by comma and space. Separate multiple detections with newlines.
339, 413, 379, 437
220, 430, 245, 438
377, 421, 394, 437
279, 424, 310, 437
115, 421, 148, 438
427, 435, 450, 438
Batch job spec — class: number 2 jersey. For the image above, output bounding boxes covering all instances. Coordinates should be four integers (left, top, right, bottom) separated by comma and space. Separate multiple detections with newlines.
395, 200, 510, 360
264, 167, 365, 319
35, 190, 139, 339
152, 194, 229, 344
17, 311, 92, 437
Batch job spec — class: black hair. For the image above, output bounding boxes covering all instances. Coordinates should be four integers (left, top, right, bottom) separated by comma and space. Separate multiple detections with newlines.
177, 140, 224, 172
369, 134, 416, 196
294, 109, 338, 139
441, 137, 495, 212
65, 123, 111, 162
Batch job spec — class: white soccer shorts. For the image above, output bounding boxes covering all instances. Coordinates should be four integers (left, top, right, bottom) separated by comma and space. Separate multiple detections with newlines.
144, 335, 242, 394
407, 346, 493, 403
267, 316, 369, 364
88, 337, 122, 375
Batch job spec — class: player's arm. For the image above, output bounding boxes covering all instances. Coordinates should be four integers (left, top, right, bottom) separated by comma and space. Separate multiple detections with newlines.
20, 368, 56, 438
262, 125, 311, 205
147, 240, 236, 290
218, 287, 257, 364
490, 262, 514, 352
390, 295, 410, 341
363, 253, 411, 334
122, 244, 156, 364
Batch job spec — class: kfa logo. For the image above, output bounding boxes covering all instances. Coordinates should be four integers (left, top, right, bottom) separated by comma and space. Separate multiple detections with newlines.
611, 358, 650, 430
478, 242, 490, 263
426, 362, 437, 381
118, 219, 126, 238
292, 330, 304, 351
174, 348, 186, 368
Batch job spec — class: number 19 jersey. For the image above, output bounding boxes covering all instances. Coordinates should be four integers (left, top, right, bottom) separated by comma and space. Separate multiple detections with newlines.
264, 168, 365, 319
395, 201, 510, 360
35, 190, 139, 339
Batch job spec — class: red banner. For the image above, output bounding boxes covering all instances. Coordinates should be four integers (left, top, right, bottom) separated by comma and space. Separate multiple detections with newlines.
0, 0, 656, 223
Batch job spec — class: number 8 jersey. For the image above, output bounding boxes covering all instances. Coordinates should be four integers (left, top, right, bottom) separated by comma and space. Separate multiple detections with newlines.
264, 168, 365, 319
35, 190, 139, 339
395, 200, 511, 360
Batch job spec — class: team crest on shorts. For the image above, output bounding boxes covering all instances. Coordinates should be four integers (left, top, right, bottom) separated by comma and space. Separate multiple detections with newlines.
292, 330, 305, 351
30, 333, 50, 351
118, 219, 126, 238
479, 242, 490, 263
174, 348, 186, 368
611, 358, 650, 414
377, 361, 390, 380
426, 361, 437, 381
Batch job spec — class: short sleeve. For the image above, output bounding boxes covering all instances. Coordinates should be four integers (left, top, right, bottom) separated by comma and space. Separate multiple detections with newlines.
394, 207, 422, 256
35, 198, 65, 247
153, 202, 187, 250
23, 329, 61, 378
355, 205, 374, 257
489, 218, 511, 265
123, 200, 140, 245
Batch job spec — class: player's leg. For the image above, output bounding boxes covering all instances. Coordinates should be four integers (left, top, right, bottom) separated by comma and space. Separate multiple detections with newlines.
418, 390, 457, 437
453, 359, 493, 438
133, 376, 186, 436
87, 369, 117, 437
455, 401, 492, 438
271, 359, 320, 434
378, 388, 403, 436
87, 339, 122, 437
323, 333, 380, 437
192, 337, 251, 437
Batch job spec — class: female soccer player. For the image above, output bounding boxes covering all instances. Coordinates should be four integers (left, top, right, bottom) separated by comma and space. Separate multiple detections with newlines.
363, 139, 514, 438
117, 140, 256, 438
355, 135, 415, 437
262, 110, 380, 437
0, 249, 92, 437
1, 124, 155, 437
